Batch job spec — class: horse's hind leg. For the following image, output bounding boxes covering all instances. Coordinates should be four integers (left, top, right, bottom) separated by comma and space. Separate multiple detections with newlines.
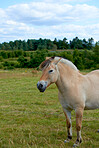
73, 107, 84, 147
63, 109, 72, 143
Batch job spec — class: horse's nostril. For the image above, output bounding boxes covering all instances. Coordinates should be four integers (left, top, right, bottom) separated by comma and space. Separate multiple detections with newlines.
40, 84, 43, 88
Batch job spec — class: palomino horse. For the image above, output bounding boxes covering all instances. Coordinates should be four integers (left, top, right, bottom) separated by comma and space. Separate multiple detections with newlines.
37, 57, 99, 147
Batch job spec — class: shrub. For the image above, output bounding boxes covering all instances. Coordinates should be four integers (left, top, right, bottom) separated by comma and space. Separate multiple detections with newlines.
59, 51, 73, 62
4, 65, 15, 70
28, 50, 47, 68
0, 56, 3, 62
73, 49, 84, 70
0, 63, 3, 69
3, 61, 10, 67
95, 64, 99, 69
74, 56, 84, 70
17, 56, 28, 68
14, 50, 24, 57
0, 51, 8, 59
84, 58, 94, 69
3, 61, 19, 69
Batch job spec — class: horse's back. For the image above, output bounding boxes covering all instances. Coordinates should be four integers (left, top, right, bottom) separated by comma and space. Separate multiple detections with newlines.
86, 69, 99, 77
86, 70, 99, 84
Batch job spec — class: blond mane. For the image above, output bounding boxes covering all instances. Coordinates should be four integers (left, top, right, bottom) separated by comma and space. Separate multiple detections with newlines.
55, 57, 78, 71
40, 56, 78, 71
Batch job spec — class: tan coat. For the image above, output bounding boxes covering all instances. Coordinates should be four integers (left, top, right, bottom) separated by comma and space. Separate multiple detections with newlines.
37, 57, 99, 147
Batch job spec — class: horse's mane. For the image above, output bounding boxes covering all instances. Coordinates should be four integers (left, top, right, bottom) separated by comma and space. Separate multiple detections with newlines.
40, 56, 78, 71
55, 57, 78, 71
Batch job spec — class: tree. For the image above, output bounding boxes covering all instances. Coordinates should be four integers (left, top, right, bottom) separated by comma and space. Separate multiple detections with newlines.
62, 38, 69, 49
9, 41, 14, 50
70, 37, 83, 49
93, 41, 99, 67
82, 38, 88, 49
23, 40, 28, 51
5, 43, 11, 50
87, 38, 94, 50
93, 41, 99, 56
27, 39, 34, 51
53, 38, 57, 45
1, 44, 5, 50
14, 40, 19, 50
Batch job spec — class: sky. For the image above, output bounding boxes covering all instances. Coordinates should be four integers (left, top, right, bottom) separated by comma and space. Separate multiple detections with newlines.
0, 0, 99, 43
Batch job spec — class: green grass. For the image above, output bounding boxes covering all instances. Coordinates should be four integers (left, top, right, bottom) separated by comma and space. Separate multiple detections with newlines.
0, 69, 99, 148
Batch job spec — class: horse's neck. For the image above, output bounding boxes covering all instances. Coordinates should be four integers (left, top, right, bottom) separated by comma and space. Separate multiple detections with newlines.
55, 63, 79, 93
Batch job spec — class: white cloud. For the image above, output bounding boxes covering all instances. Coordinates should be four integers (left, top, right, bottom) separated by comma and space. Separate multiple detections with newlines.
6, 2, 99, 25
0, 1, 99, 42
41, 24, 99, 41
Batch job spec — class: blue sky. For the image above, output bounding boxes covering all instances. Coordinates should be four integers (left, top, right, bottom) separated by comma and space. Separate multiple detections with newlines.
1, 0, 99, 8
0, 0, 99, 43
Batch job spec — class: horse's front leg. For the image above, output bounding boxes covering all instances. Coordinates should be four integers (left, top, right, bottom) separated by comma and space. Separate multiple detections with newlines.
63, 109, 72, 143
73, 107, 84, 147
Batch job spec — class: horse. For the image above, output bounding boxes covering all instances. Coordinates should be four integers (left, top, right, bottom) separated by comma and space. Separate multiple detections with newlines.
37, 56, 99, 147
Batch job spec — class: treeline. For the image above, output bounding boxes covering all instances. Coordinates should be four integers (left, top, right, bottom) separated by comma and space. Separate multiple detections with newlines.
0, 42, 99, 70
0, 37, 96, 51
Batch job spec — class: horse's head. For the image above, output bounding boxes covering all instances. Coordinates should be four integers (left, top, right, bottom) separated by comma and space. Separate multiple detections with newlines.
37, 57, 61, 92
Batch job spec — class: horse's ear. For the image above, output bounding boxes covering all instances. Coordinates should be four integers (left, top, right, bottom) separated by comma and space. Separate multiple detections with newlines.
39, 57, 55, 70
46, 56, 55, 61
54, 58, 62, 65
46, 57, 50, 60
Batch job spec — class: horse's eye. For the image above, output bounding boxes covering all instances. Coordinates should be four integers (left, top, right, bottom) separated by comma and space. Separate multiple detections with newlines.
49, 70, 54, 73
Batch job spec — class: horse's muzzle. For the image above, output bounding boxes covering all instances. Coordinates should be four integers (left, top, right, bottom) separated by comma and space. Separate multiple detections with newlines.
37, 81, 47, 92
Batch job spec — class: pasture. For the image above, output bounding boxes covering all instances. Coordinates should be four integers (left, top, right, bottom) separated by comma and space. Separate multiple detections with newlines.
0, 69, 99, 148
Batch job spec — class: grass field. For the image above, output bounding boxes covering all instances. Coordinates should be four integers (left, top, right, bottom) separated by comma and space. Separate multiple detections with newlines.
0, 69, 99, 148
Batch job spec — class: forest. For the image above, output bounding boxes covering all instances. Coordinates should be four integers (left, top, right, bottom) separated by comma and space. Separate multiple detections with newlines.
0, 37, 96, 51
0, 37, 99, 70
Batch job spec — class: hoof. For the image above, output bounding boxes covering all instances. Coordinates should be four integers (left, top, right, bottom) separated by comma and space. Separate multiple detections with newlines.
64, 139, 70, 143
73, 139, 82, 147
97, 129, 99, 133
73, 143, 79, 147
